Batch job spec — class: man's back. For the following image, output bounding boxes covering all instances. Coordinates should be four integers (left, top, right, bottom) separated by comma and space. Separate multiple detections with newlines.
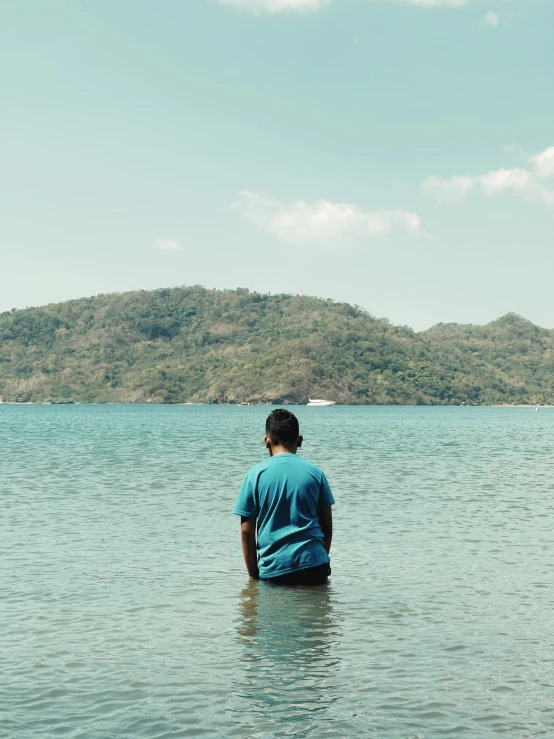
233, 453, 335, 579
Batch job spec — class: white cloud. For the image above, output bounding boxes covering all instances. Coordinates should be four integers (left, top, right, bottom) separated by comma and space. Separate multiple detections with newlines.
214, 0, 470, 11
233, 191, 423, 246
531, 147, 554, 179
422, 146, 554, 207
481, 11, 500, 28
153, 238, 183, 251
478, 168, 532, 196
215, 0, 327, 13
407, 0, 467, 6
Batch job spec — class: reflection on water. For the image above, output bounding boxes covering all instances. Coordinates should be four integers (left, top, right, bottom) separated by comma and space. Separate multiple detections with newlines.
233, 580, 342, 736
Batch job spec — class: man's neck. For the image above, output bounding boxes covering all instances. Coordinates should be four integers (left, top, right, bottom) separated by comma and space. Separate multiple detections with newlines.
269, 444, 297, 456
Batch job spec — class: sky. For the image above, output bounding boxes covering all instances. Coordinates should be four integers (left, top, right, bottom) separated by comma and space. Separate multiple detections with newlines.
1, 0, 553, 331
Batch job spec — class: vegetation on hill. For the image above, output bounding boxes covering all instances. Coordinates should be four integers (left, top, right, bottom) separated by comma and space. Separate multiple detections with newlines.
1, 286, 553, 405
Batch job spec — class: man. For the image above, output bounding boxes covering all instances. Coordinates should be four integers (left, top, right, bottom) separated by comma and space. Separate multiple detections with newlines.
233, 408, 335, 586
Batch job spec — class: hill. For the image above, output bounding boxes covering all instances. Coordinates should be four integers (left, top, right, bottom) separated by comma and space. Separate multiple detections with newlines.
0, 287, 553, 405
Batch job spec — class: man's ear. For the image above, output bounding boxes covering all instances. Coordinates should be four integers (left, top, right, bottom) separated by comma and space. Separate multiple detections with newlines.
297, 435, 303, 448
264, 435, 274, 457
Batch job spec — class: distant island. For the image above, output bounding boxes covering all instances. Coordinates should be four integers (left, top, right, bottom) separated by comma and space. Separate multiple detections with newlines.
1, 286, 553, 406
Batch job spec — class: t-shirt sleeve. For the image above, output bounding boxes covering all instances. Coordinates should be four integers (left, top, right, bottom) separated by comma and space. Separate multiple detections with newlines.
320, 472, 336, 507
233, 472, 259, 518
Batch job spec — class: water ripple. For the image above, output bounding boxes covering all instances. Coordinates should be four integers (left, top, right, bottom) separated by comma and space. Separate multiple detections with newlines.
2, 405, 554, 736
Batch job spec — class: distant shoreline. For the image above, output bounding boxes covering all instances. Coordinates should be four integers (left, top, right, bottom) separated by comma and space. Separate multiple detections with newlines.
2, 287, 554, 408
1, 402, 553, 408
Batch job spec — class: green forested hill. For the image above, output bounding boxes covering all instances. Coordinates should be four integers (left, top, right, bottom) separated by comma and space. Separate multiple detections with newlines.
1, 286, 553, 405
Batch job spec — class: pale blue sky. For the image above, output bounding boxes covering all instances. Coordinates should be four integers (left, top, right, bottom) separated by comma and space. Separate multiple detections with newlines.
1, 0, 552, 329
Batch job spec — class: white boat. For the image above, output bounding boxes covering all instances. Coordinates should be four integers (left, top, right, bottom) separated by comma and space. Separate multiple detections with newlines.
307, 398, 336, 407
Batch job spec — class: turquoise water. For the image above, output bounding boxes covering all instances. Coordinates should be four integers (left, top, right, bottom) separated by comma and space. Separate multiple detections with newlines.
2, 404, 554, 738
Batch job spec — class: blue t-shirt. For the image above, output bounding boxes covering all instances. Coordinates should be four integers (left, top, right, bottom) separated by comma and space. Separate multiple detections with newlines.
233, 453, 335, 579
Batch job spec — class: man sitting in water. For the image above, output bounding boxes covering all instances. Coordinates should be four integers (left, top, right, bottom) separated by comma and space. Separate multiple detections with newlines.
233, 409, 335, 586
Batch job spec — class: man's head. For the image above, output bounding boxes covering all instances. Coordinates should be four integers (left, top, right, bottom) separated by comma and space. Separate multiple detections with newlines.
265, 409, 303, 455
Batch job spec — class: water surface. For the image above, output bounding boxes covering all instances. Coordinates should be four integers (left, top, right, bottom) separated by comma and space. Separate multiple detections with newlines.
2, 405, 554, 737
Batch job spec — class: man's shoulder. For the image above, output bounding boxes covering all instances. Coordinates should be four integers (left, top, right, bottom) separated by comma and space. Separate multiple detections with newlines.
290, 454, 315, 466
245, 454, 325, 479
288, 455, 325, 479
244, 457, 273, 477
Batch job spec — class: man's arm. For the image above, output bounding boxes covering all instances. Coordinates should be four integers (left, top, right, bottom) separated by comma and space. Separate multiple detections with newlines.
240, 516, 259, 580
318, 505, 333, 554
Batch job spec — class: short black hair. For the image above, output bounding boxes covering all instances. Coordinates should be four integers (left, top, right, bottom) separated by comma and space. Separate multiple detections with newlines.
266, 409, 300, 446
